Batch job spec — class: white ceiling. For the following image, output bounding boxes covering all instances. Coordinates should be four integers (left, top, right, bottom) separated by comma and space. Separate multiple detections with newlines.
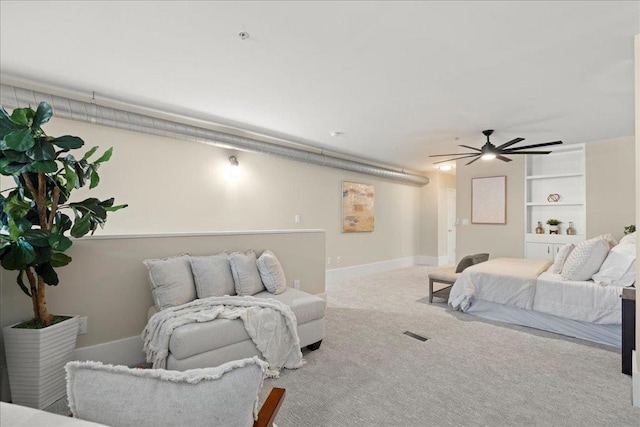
1, 1, 638, 173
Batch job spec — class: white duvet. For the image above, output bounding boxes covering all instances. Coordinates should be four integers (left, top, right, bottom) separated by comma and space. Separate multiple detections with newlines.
448, 258, 625, 325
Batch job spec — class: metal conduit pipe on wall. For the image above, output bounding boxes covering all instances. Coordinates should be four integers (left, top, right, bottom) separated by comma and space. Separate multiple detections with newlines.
0, 83, 429, 186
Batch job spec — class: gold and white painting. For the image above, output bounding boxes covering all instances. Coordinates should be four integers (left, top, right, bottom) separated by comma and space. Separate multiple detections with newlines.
342, 181, 375, 232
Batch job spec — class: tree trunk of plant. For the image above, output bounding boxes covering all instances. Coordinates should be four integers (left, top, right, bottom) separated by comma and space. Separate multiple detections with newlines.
24, 267, 53, 326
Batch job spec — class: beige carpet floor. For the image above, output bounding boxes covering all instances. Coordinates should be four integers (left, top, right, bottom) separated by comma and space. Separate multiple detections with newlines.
261, 265, 639, 426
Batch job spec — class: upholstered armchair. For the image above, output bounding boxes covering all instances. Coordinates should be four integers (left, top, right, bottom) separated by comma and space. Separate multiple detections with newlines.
65, 357, 285, 427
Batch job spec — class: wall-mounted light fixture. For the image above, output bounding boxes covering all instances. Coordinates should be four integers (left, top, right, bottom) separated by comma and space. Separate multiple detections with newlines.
227, 155, 240, 180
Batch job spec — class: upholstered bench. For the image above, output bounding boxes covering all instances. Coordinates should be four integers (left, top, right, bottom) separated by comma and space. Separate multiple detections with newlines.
428, 266, 459, 303
427, 253, 490, 303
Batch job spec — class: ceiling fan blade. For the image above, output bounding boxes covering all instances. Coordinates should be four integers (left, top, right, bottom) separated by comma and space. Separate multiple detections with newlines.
466, 157, 481, 165
433, 154, 479, 164
429, 152, 479, 157
502, 141, 562, 151
458, 144, 482, 152
496, 155, 512, 162
501, 151, 552, 155
496, 137, 525, 150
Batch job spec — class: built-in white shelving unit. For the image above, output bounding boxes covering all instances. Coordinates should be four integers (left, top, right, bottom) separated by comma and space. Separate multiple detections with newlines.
524, 144, 586, 260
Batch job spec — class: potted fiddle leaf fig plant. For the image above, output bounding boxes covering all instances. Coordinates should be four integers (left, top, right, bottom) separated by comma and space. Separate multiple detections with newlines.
0, 101, 126, 408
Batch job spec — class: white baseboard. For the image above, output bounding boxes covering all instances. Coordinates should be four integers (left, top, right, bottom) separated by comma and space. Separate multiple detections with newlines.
73, 335, 145, 367
416, 256, 451, 266
326, 257, 419, 283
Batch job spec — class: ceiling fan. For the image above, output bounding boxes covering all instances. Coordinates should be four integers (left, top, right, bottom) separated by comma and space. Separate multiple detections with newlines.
430, 129, 563, 166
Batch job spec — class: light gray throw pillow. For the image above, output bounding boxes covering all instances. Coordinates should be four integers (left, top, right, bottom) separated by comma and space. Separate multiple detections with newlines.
561, 238, 610, 281
229, 250, 265, 296
256, 250, 287, 294
550, 243, 575, 274
144, 254, 196, 310
189, 252, 236, 298
66, 357, 268, 427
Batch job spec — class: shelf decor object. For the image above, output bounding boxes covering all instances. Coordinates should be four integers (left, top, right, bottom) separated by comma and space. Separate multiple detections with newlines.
547, 193, 560, 202
471, 176, 507, 224
535, 222, 545, 234
566, 222, 576, 235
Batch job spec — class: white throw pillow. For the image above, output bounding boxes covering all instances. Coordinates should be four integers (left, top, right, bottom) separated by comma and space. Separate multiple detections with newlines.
592, 242, 636, 287
561, 238, 610, 281
144, 254, 196, 310
66, 357, 268, 427
619, 231, 636, 246
229, 250, 265, 296
595, 233, 618, 249
550, 243, 575, 274
256, 250, 287, 294
189, 252, 236, 298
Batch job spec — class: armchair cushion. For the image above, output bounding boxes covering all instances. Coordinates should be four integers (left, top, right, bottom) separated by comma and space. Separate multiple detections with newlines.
66, 357, 268, 427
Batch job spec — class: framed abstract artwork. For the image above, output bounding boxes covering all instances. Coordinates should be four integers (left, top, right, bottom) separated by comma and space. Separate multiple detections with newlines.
342, 181, 375, 232
471, 176, 507, 224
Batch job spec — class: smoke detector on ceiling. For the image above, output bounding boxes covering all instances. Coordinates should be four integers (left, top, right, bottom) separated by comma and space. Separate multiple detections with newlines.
329, 131, 345, 137
238, 31, 250, 40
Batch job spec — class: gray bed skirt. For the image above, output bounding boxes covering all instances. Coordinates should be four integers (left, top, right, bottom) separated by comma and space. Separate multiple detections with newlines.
464, 299, 621, 348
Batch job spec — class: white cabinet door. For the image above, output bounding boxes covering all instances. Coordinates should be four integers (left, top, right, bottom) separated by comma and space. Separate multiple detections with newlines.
526, 242, 554, 260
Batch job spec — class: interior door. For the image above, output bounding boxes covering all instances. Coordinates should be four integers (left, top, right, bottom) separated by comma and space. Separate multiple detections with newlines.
447, 189, 456, 264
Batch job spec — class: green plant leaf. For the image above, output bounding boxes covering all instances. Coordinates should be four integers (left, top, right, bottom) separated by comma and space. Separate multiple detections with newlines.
50, 135, 84, 150
31, 160, 58, 173
4, 128, 35, 151
36, 262, 59, 285
50, 252, 72, 268
104, 204, 128, 212
70, 214, 91, 238
10, 108, 35, 126
32, 102, 53, 129
23, 229, 51, 247
3, 162, 32, 175
8, 217, 32, 240
3, 195, 31, 217
63, 163, 77, 192
82, 146, 99, 160
16, 270, 31, 297
0, 108, 25, 140
26, 139, 56, 161
54, 212, 73, 233
95, 147, 113, 163
89, 168, 100, 189
49, 233, 72, 251
0, 241, 36, 270
0, 156, 11, 173
3, 149, 30, 163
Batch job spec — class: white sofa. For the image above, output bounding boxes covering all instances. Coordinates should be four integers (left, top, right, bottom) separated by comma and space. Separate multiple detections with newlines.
144, 250, 326, 370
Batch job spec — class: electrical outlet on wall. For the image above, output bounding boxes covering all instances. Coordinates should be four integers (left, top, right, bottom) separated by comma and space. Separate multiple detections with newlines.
327, 257, 331, 265
293, 279, 300, 290
78, 317, 88, 335
294, 214, 301, 224
336, 256, 341, 264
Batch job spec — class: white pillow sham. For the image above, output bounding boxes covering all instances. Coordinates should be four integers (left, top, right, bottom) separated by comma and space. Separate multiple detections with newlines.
550, 243, 575, 274
229, 250, 265, 296
561, 238, 610, 281
144, 254, 196, 310
619, 231, 636, 246
256, 250, 287, 294
189, 252, 236, 298
592, 242, 636, 287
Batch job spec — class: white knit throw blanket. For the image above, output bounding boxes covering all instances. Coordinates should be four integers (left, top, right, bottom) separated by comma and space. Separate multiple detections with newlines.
142, 296, 304, 377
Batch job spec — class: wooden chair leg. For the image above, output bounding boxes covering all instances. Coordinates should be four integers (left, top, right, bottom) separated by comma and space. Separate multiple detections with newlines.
254, 387, 286, 427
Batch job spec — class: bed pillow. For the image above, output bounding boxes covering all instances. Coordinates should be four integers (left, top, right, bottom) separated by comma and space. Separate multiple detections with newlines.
256, 250, 287, 294
595, 233, 618, 249
561, 238, 610, 281
144, 254, 196, 310
455, 253, 490, 273
550, 243, 575, 274
229, 250, 265, 296
619, 231, 636, 246
189, 252, 236, 298
592, 242, 636, 287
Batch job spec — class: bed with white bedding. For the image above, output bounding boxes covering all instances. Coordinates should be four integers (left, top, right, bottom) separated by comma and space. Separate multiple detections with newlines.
448, 257, 627, 347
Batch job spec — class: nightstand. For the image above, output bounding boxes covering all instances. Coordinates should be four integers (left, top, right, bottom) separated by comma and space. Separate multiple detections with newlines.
622, 287, 635, 376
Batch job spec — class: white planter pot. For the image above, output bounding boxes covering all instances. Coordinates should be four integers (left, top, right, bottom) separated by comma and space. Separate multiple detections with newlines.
3, 315, 79, 409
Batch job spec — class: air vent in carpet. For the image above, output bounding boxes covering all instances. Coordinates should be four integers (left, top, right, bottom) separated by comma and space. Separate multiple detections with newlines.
403, 331, 429, 342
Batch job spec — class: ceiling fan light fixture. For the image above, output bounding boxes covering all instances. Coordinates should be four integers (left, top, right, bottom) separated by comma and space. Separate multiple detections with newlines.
481, 153, 497, 161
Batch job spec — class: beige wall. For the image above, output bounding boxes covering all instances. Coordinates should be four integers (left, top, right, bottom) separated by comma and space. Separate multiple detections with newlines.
20, 117, 426, 269
585, 137, 636, 241
455, 157, 526, 261
455, 138, 636, 261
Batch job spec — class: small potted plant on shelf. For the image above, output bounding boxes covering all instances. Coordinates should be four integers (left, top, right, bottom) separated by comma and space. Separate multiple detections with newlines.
0, 101, 127, 408
546, 219, 561, 234
624, 225, 635, 235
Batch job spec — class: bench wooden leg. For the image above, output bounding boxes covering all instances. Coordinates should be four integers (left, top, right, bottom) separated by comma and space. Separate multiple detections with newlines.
429, 279, 434, 303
